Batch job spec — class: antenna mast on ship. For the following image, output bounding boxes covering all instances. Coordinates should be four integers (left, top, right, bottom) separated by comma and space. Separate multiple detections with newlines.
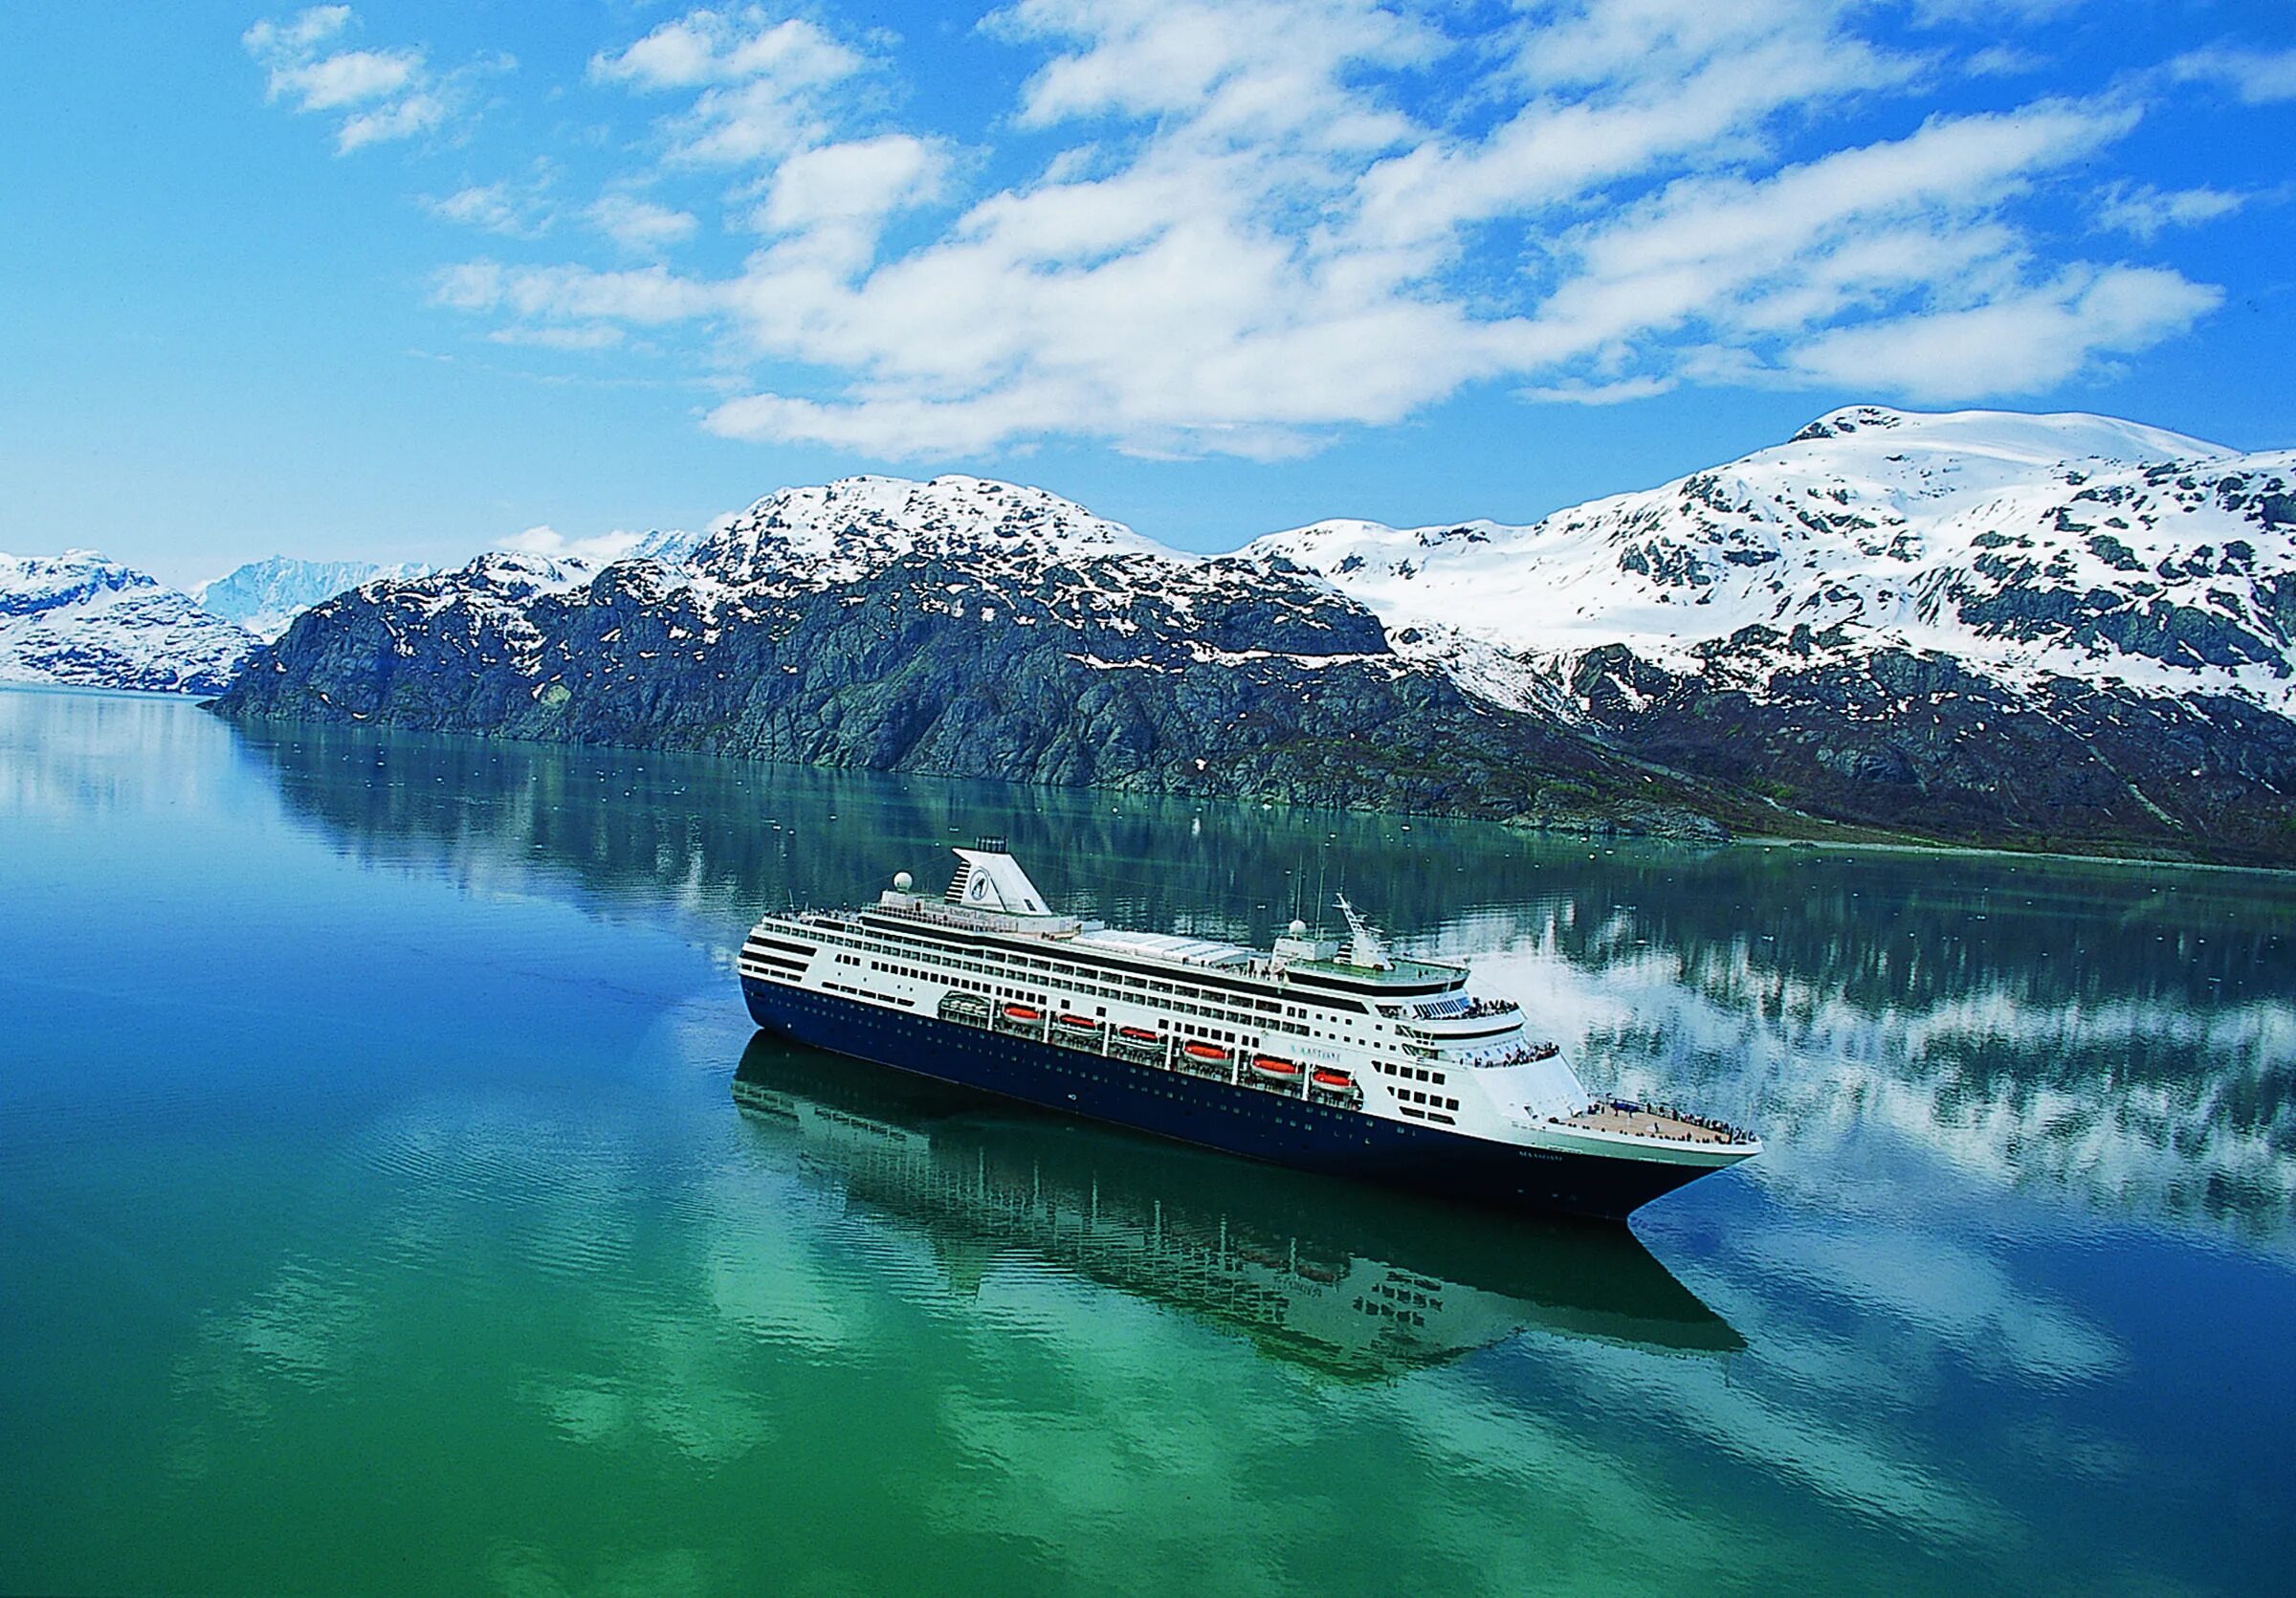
1334, 893, 1392, 970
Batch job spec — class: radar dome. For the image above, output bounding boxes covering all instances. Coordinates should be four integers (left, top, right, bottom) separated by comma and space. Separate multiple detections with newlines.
894, 871, 914, 892
1289, 919, 1308, 937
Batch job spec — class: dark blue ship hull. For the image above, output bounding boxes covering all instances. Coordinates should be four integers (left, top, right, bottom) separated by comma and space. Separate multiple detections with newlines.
741, 978, 1716, 1220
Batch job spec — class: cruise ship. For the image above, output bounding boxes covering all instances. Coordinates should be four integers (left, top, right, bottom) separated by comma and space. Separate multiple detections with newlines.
738, 840, 1759, 1220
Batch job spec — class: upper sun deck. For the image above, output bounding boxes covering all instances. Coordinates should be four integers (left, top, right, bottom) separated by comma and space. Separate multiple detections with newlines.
766, 841, 1473, 998
1285, 954, 1464, 988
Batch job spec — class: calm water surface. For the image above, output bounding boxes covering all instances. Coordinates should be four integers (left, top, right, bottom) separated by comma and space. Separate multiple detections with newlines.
3, 687, 2291, 1595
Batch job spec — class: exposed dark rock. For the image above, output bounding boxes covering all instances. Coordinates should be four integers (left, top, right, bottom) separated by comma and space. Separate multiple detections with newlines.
215, 552, 1735, 833
1566, 643, 2296, 865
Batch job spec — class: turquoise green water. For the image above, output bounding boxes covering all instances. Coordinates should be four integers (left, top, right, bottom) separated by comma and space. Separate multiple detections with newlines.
2, 686, 2291, 1595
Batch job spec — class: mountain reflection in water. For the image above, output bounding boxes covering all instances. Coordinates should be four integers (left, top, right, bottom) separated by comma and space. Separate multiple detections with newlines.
731, 1035, 1741, 1374
230, 716, 2296, 1239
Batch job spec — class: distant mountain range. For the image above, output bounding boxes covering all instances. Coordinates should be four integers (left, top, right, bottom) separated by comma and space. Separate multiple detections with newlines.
0, 551, 256, 695
0, 552, 434, 693
195, 556, 428, 641
16, 406, 2295, 862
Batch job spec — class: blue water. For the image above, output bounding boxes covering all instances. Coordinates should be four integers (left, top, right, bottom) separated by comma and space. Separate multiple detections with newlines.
2, 685, 2291, 1594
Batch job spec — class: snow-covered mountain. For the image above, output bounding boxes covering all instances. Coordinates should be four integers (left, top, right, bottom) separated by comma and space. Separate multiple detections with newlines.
0, 551, 257, 695
626, 526, 704, 566
195, 556, 428, 641
1250, 406, 2295, 715
216, 474, 1675, 832
674, 474, 1377, 661
214, 413, 2296, 863
692, 475, 1176, 590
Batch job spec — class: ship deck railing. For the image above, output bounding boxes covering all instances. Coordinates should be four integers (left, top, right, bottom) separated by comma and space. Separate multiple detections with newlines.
865, 898, 1080, 938
1398, 996, 1521, 1021
1553, 1102, 1756, 1146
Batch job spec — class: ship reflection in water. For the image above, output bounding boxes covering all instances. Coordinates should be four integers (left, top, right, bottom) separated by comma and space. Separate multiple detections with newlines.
731, 1033, 1740, 1376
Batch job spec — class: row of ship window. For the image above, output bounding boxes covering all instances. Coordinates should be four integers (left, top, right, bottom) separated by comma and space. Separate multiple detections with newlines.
1355, 1298, 1428, 1328
872, 957, 1052, 1009
1372, 1061, 1446, 1087
1374, 1280, 1441, 1311
797, 926, 1379, 1040
806, 950, 1462, 1117
822, 980, 914, 1008
818, 943, 1468, 1120
811, 927, 1495, 1096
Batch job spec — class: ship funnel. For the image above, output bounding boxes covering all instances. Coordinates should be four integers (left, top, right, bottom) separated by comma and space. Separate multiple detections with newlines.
947, 843, 1053, 917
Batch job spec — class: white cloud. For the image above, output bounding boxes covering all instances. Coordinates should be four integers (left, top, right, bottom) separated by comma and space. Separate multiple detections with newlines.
1515, 374, 1678, 406
243, 6, 467, 153
998, 0, 1435, 136
426, 175, 556, 237
432, 259, 719, 326
761, 135, 946, 233
1788, 267, 2222, 397
486, 323, 627, 351
589, 8, 859, 91
338, 92, 448, 152
2095, 182, 2253, 241
587, 194, 700, 253
746, 135, 949, 268
270, 48, 420, 111
502, 524, 648, 563
591, 7, 868, 165
1528, 101, 2142, 356
2169, 45, 2296, 105
1912, 0, 2079, 23
421, 0, 2238, 456
1965, 45, 2044, 78
240, 5, 351, 59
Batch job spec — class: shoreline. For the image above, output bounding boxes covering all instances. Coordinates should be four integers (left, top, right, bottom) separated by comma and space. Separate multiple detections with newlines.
1731, 832, 2296, 877
7, 681, 2289, 875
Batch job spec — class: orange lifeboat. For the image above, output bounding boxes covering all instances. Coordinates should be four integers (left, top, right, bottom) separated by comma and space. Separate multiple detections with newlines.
1118, 1026, 1161, 1043
1003, 1004, 1042, 1023
1310, 1068, 1353, 1092
1250, 1054, 1302, 1080
1183, 1040, 1233, 1063
1054, 1012, 1101, 1032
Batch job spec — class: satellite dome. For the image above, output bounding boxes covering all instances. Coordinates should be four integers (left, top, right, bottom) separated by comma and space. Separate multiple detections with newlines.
894, 871, 914, 892
1288, 919, 1308, 937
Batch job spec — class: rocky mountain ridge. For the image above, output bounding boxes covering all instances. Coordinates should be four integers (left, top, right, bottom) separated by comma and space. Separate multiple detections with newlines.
194, 409, 2296, 863
217, 477, 1733, 834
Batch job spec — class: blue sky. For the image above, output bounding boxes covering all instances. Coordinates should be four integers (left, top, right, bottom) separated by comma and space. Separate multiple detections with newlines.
2, 2, 2291, 585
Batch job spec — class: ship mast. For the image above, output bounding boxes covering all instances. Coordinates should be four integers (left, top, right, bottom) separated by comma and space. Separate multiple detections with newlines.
1333, 894, 1392, 971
